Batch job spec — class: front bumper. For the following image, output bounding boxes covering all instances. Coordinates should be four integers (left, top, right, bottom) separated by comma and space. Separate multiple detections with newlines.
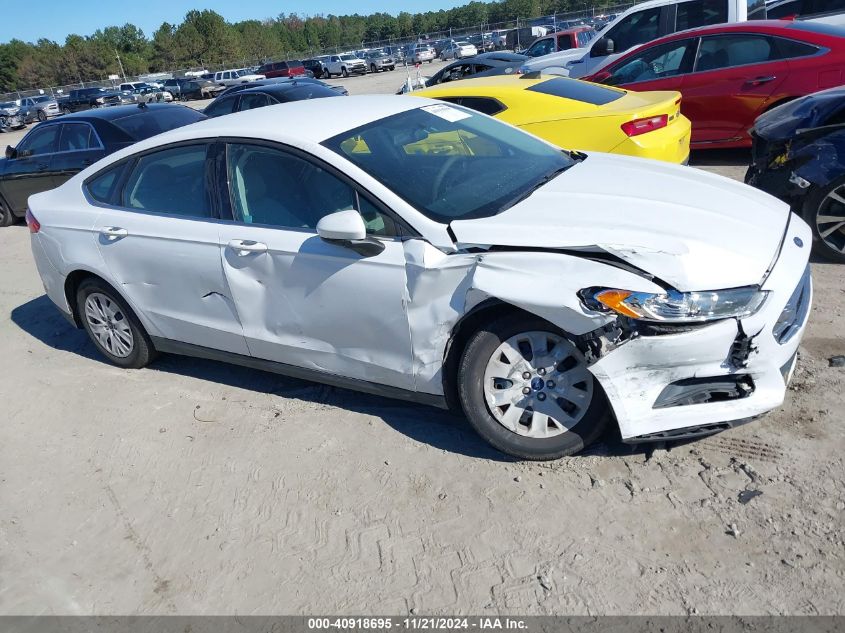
589, 214, 813, 441
0, 113, 24, 128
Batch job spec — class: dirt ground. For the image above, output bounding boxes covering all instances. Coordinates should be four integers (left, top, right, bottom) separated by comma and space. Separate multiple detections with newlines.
1, 66, 843, 616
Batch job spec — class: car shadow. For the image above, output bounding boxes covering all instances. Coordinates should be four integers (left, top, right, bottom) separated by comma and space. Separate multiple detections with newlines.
8, 295, 500, 460
689, 148, 751, 167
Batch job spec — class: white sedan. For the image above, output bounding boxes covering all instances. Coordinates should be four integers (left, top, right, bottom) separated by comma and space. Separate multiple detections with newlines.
440, 41, 478, 60
27, 96, 812, 459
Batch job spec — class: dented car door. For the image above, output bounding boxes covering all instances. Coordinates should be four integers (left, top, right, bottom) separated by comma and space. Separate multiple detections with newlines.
217, 141, 415, 389
94, 142, 249, 354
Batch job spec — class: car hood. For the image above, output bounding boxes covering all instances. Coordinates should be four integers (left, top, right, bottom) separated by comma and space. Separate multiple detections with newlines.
449, 153, 790, 292
752, 86, 845, 141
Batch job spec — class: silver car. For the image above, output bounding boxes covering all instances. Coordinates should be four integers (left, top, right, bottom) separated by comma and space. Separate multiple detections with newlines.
19, 95, 61, 122
0, 102, 26, 131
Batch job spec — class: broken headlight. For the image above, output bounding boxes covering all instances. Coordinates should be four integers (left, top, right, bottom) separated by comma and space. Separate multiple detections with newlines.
584, 287, 768, 323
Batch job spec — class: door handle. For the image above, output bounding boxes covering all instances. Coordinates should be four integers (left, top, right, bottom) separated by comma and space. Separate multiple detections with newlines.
37, 163, 48, 171
746, 75, 776, 86
227, 239, 268, 255
100, 226, 128, 240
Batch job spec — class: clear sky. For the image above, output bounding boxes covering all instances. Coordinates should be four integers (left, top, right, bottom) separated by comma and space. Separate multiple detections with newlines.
2, 0, 474, 44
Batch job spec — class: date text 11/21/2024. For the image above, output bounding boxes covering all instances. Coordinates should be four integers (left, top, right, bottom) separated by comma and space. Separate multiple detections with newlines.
307, 617, 528, 630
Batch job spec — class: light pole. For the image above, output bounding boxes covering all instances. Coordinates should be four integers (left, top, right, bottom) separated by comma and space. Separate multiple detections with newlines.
115, 51, 127, 82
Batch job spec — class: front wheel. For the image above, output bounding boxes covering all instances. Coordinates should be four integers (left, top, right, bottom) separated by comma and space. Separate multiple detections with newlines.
342, 67, 349, 78
803, 177, 845, 263
371, 64, 377, 73
457, 314, 610, 460
37, 110, 47, 122
76, 278, 157, 369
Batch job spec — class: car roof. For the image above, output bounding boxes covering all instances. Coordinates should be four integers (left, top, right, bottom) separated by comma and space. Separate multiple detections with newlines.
238, 82, 337, 97
118, 95, 428, 152
59, 103, 186, 122
474, 52, 529, 63
649, 18, 844, 41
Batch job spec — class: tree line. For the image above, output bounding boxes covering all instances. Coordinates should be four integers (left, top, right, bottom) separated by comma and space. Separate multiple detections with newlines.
0, 0, 620, 92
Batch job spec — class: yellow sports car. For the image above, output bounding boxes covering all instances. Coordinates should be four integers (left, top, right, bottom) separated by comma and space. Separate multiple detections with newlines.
408, 75, 691, 164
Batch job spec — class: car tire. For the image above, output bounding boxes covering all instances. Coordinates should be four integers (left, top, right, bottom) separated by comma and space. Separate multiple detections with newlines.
37, 110, 47, 122
61, 107, 71, 115
457, 313, 611, 460
0, 202, 14, 227
389, 66, 395, 71
342, 67, 349, 78
76, 278, 158, 370
802, 177, 845, 263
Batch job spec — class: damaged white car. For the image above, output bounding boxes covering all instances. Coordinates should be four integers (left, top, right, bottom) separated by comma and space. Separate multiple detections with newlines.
27, 96, 812, 459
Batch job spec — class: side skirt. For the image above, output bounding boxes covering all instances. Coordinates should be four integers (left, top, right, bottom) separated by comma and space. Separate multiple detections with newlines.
151, 337, 448, 409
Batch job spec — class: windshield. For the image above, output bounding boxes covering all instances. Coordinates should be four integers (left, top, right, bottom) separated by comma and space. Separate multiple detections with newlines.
324, 105, 575, 223
340, 55, 357, 61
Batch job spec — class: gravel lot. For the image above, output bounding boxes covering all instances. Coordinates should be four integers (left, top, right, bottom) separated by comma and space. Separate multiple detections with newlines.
1, 66, 843, 616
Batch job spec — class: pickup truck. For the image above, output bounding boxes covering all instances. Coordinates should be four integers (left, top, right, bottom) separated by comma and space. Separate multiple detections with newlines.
60, 87, 128, 113
324, 54, 367, 78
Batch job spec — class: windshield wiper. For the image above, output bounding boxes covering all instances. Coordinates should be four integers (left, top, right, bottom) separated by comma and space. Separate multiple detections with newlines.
500, 164, 572, 211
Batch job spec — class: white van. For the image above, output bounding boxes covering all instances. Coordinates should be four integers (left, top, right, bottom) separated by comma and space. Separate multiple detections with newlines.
520, 0, 750, 77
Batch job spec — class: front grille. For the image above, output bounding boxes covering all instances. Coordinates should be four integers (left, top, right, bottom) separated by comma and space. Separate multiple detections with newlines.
773, 265, 811, 344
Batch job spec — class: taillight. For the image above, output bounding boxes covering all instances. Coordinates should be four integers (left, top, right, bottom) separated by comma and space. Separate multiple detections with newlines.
621, 114, 668, 137
25, 208, 40, 233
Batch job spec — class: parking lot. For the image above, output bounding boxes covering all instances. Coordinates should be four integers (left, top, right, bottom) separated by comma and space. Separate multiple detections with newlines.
1, 66, 844, 616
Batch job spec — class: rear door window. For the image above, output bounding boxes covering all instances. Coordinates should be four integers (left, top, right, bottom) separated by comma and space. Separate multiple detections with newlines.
204, 96, 238, 117
238, 93, 272, 111
772, 36, 820, 59
58, 123, 99, 152
695, 34, 779, 71
676, 0, 729, 31
122, 144, 212, 218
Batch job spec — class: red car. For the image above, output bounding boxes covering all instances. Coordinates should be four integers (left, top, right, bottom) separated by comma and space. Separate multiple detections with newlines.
257, 60, 306, 79
584, 21, 845, 149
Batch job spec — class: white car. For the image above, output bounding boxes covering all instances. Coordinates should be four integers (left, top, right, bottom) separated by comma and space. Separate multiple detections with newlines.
213, 68, 266, 86
440, 41, 478, 61
520, 0, 752, 77
27, 96, 812, 460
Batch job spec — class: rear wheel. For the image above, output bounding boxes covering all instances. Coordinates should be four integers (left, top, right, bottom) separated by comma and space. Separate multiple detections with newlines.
0, 202, 14, 227
457, 314, 610, 460
803, 177, 845, 263
76, 278, 157, 369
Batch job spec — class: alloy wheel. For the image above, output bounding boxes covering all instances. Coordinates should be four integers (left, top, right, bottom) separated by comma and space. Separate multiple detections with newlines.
84, 292, 134, 358
817, 185, 845, 255
37, 110, 47, 122
483, 331, 593, 438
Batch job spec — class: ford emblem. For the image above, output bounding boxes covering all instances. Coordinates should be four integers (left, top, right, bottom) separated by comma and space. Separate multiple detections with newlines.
794, 237, 804, 248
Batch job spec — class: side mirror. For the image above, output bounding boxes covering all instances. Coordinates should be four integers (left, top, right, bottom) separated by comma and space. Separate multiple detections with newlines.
317, 209, 385, 257
593, 37, 614, 56
5, 145, 16, 160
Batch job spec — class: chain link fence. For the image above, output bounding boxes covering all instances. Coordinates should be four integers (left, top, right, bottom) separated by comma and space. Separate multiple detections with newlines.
0, 2, 634, 103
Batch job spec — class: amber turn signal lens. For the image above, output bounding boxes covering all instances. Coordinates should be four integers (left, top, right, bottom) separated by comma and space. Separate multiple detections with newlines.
594, 289, 639, 318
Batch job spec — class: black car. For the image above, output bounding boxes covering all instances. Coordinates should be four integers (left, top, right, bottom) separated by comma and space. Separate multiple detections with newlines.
215, 77, 348, 99
303, 58, 327, 79
397, 52, 529, 94
0, 103, 206, 227
202, 82, 342, 119
745, 87, 845, 263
